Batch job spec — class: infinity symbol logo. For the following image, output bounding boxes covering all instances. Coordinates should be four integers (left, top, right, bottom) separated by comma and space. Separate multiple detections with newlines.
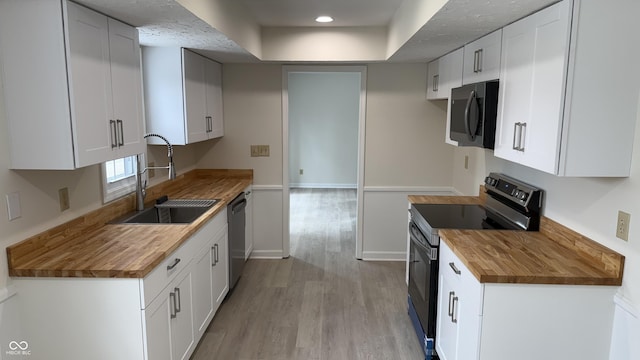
9, 340, 29, 350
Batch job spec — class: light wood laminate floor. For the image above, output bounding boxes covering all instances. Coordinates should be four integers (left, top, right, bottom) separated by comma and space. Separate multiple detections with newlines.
192, 188, 423, 359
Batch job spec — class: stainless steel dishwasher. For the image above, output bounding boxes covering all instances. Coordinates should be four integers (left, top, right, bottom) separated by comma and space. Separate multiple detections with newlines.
227, 192, 247, 289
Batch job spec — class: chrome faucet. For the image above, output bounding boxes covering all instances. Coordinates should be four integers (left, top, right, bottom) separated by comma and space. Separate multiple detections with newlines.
136, 133, 176, 211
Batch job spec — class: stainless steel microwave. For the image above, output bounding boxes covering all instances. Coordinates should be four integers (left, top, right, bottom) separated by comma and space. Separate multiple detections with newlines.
449, 80, 499, 149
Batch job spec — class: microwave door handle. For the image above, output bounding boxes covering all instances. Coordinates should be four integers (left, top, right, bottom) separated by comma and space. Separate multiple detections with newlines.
464, 90, 477, 141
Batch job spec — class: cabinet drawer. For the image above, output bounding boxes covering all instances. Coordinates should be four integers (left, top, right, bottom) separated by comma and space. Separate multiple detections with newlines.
140, 208, 227, 308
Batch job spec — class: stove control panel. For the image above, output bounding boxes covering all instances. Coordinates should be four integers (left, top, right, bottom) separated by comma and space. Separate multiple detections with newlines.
484, 174, 541, 209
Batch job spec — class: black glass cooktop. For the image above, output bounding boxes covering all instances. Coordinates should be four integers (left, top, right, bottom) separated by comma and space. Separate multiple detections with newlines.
412, 204, 492, 230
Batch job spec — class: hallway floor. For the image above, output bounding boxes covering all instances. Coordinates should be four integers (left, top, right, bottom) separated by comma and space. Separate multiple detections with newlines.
192, 188, 423, 359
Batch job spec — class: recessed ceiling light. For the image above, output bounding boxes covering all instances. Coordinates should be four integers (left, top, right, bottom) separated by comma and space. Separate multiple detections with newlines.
315, 16, 334, 23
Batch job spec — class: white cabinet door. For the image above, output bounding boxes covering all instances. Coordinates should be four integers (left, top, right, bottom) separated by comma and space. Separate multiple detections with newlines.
107, 17, 145, 158
436, 266, 459, 360
66, 2, 114, 167
212, 225, 230, 311
427, 49, 463, 100
144, 290, 172, 360
462, 29, 502, 84
437, 241, 484, 360
205, 60, 224, 139
494, 0, 571, 174
171, 270, 195, 360
192, 243, 215, 340
426, 59, 440, 99
183, 49, 209, 144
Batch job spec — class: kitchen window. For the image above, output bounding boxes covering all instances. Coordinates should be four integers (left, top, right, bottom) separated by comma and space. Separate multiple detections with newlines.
101, 155, 142, 203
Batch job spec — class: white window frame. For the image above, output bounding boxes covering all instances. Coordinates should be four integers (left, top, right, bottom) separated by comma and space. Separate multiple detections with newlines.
101, 154, 144, 203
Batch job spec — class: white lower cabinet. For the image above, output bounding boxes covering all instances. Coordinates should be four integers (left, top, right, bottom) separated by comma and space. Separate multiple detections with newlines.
14, 209, 228, 360
436, 241, 618, 360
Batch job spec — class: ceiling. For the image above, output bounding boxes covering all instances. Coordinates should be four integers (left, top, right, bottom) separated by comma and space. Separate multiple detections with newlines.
75, 0, 558, 63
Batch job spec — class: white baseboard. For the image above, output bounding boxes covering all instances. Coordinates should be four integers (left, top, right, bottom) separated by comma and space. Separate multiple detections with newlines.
252, 185, 283, 191
289, 183, 357, 189
245, 245, 254, 261
249, 250, 284, 259
361, 251, 406, 261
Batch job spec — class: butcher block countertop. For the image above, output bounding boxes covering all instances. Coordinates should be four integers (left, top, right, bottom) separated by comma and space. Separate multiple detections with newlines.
409, 191, 624, 286
7, 169, 252, 279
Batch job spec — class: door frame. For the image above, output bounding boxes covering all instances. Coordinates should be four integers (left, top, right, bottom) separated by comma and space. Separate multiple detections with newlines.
282, 65, 367, 259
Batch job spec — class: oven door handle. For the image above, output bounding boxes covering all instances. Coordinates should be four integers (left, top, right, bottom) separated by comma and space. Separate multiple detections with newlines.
410, 232, 438, 261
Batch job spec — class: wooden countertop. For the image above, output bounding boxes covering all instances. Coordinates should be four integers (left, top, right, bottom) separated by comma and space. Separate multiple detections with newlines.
409, 191, 624, 286
7, 169, 252, 279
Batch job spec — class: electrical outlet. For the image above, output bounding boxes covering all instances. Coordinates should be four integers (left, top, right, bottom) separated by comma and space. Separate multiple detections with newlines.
58, 187, 70, 211
299, 169, 304, 175
616, 211, 631, 241
148, 162, 155, 178
464, 155, 469, 170
6, 192, 21, 220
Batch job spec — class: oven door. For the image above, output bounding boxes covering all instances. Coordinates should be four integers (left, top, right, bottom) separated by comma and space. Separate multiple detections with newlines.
408, 220, 439, 341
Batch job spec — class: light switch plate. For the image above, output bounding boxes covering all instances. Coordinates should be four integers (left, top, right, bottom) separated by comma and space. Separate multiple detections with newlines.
6, 192, 21, 221
250, 145, 270, 157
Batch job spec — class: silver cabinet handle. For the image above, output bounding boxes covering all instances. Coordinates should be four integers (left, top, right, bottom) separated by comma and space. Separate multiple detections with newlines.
214, 243, 219, 264
474, 49, 483, 73
518, 122, 527, 152
449, 262, 461, 275
205, 116, 212, 133
109, 120, 117, 149
169, 292, 177, 318
512, 122, 527, 152
452, 295, 459, 323
174, 287, 181, 313
433, 74, 439, 92
448, 291, 454, 318
167, 258, 181, 271
116, 119, 124, 146
211, 246, 216, 267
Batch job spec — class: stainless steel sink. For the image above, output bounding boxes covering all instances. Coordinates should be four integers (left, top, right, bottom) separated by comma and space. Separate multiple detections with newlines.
112, 199, 218, 224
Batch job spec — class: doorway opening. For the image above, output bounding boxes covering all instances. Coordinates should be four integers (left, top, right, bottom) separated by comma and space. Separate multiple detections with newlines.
282, 66, 366, 259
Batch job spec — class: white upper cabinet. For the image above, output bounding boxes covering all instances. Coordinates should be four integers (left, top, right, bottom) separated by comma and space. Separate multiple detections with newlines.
142, 47, 224, 146
462, 29, 502, 85
427, 48, 463, 100
494, 0, 640, 176
0, 0, 145, 170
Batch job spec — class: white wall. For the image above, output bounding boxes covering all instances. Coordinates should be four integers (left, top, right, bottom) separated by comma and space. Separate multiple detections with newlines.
288, 72, 360, 188
197, 63, 455, 259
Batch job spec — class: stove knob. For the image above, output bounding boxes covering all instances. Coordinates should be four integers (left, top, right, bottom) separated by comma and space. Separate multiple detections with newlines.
520, 192, 528, 201
485, 177, 497, 186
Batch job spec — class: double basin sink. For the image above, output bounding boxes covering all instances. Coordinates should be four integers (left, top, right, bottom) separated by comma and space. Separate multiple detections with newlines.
113, 198, 219, 224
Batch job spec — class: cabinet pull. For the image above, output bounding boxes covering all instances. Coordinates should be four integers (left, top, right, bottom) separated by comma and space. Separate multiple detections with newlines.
116, 119, 124, 146
174, 287, 181, 313
518, 123, 527, 152
448, 291, 454, 318
167, 258, 181, 271
433, 74, 439, 92
169, 292, 177, 318
109, 120, 117, 149
512, 122, 521, 150
474, 49, 483, 73
214, 243, 219, 264
211, 246, 216, 267
451, 296, 459, 323
205, 116, 212, 133
449, 262, 461, 275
